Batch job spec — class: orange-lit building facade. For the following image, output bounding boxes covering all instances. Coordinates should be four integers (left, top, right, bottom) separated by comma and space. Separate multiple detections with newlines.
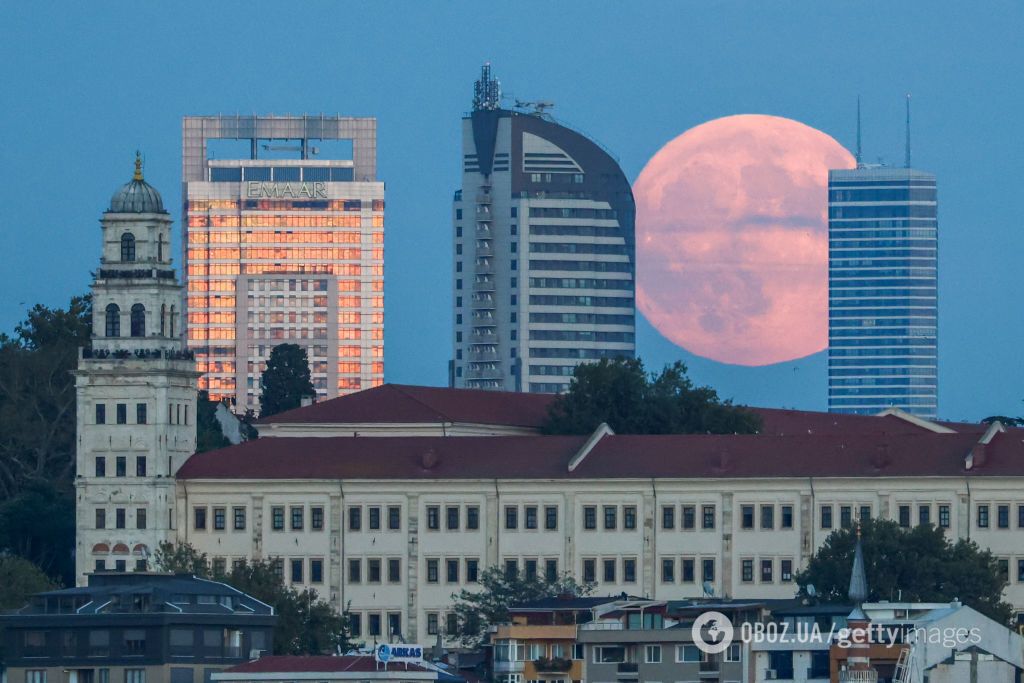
182, 116, 384, 413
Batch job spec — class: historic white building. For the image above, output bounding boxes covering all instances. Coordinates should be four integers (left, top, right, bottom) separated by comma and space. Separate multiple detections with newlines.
74, 156, 200, 584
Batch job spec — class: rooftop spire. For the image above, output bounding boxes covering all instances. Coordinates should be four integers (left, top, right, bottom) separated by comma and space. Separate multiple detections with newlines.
855, 96, 863, 168
904, 93, 912, 169
848, 524, 869, 605
472, 62, 501, 112
133, 150, 144, 181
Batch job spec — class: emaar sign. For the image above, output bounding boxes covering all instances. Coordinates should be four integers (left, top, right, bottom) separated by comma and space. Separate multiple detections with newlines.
375, 643, 424, 665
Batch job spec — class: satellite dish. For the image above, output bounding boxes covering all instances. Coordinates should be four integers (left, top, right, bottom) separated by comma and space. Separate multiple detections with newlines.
807, 584, 817, 598
702, 581, 715, 597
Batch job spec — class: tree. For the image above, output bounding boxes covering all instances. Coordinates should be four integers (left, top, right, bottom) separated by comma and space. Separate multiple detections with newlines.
196, 390, 231, 453
0, 481, 75, 582
0, 554, 58, 610
154, 541, 351, 654
259, 344, 315, 418
542, 358, 761, 435
450, 565, 593, 648
797, 519, 1012, 624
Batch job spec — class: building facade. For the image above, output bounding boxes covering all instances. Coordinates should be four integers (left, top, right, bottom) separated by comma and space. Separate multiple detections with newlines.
75, 158, 200, 585
167, 385, 1024, 646
0, 572, 275, 683
451, 64, 636, 393
182, 115, 384, 413
827, 166, 938, 418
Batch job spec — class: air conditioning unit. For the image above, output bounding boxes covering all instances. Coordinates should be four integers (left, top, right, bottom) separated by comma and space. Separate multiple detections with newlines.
249, 649, 265, 660
765, 670, 778, 680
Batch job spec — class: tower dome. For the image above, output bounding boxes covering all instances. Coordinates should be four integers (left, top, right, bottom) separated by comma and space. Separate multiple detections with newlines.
108, 153, 166, 214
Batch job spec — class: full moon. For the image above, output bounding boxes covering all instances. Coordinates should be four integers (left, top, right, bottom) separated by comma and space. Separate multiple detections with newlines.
634, 114, 856, 366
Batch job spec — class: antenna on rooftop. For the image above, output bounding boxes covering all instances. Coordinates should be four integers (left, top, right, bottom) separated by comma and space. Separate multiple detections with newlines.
904, 93, 912, 169
855, 96, 863, 168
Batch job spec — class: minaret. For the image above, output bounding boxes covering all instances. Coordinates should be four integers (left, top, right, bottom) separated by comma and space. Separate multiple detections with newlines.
74, 154, 199, 585
840, 526, 878, 682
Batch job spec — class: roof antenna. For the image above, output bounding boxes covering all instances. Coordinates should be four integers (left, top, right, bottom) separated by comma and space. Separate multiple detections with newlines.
855, 96, 863, 168
904, 93, 912, 169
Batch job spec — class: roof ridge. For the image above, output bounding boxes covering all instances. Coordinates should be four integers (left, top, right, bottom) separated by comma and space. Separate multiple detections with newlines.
389, 384, 458, 423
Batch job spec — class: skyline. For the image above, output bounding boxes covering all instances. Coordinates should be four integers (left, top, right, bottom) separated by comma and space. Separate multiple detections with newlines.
2, 2, 1022, 420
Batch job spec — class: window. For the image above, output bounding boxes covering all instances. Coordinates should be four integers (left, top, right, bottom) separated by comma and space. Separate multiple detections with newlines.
306, 558, 322, 584
135, 456, 146, 477
646, 644, 662, 663
213, 507, 226, 531
898, 504, 911, 527
466, 558, 479, 582
662, 505, 675, 529
194, 507, 206, 530
545, 505, 558, 530
583, 505, 597, 529
349, 613, 362, 637
446, 505, 460, 530
116, 456, 126, 477
124, 671, 145, 683
446, 558, 459, 583
623, 558, 637, 582
271, 506, 284, 530
524, 505, 538, 529
781, 559, 793, 582
761, 504, 774, 529
136, 403, 147, 424
348, 558, 361, 583
761, 558, 774, 582
524, 558, 538, 580
821, 504, 834, 529
388, 558, 401, 583
1018, 559, 1024, 583
545, 558, 558, 582
840, 505, 853, 529
998, 559, 1009, 581
467, 505, 480, 529
682, 505, 696, 529
426, 559, 439, 583
702, 505, 715, 529
702, 558, 715, 582
290, 558, 303, 583
741, 558, 754, 582
367, 558, 381, 583
603, 505, 617, 530
661, 558, 675, 583
978, 504, 990, 528
368, 506, 381, 529
582, 558, 596, 583
311, 506, 324, 530
998, 505, 1010, 529
860, 505, 872, 524
368, 613, 382, 637
741, 505, 754, 529
677, 645, 701, 662
919, 505, 931, 526
781, 504, 793, 529
602, 558, 616, 582
137, 508, 147, 530
504, 559, 518, 578
130, 304, 146, 337
426, 612, 439, 636
117, 404, 127, 424
594, 646, 626, 663
505, 506, 518, 529
233, 507, 246, 530
446, 612, 459, 636
387, 505, 401, 530
426, 505, 440, 530
105, 304, 120, 337
95, 456, 106, 477
95, 507, 106, 529
624, 506, 637, 529
682, 558, 695, 582
726, 642, 742, 662
939, 504, 951, 529
116, 508, 126, 529
291, 506, 304, 530
96, 403, 106, 424
348, 506, 362, 530
120, 232, 136, 261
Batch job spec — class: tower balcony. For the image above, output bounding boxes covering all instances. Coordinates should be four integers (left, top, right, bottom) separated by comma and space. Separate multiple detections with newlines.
469, 330, 499, 345
476, 224, 491, 237
472, 277, 495, 292
475, 259, 494, 275
468, 347, 499, 361
471, 293, 496, 310
475, 191, 492, 204
466, 363, 503, 380
472, 311, 496, 324
475, 241, 493, 258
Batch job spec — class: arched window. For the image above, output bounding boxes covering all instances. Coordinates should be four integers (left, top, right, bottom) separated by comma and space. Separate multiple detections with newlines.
169, 305, 176, 337
130, 304, 146, 337
160, 304, 166, 336
120, 233, 136, 262
157, 236, 163, 262
105, 303, 120, 337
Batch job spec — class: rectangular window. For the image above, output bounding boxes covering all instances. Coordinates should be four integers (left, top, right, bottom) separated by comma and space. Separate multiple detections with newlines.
781, 504, 794, 529
95, 456, 106, 477
388, 558, 401, 583
136, 403, 147, 424
702, 558, 715, 582
583, 505, 597, 529
368, 506, 381, 530
96, 508, 106, 529
387, 505, 401, 530
291, 506, 304, 530
308, 558, 323, 584
524, 505, 538, 529
682, 558, 695, 582
661, 557, 675, 583
781, 559, 794, 582
504, 558, 518, 578
978, 504, 990, 528
524, 558, 538, 581
446, 612, 459, 636
348, 506, 362, 531
919, 505, 931, 526
426, 505, 440, 530
271, 506, 284, 530
583, 558, 596, 583
761, 504, 774, 530
860, 505, 872, 524
426, 558, 439, 583
821, 504, 834, 529
466, 505, 480, 530
137, 508, 147, 530
623, 557, 637, 583
544, 505, 558, 530
998, 505, 1010, 529
135, 456, 146, 477
624, 505, 637, 529
545, 558, 558, 582
349, 613, 362, 638
387, 612, 401, 639
368, 613, 382, 637
662, 505, 675, 529
426, 612, 439, 636
466, 558, 479, 582
602, 558, 616, 582
1018, 559, 1024, 583
939, 504, 951, 529
367, 558, 381, 583
677, 644, 701, 663
741, 505, 754, 529
741, 558, 754, 582
124, 670, 145, 683
213, 507, 226, 531
116, 456, 126, 477
682, 505, 696, 529
603, 505, 617, 530
116, 403, 127, 424
898, 504, 911, 527
446, 505, 460, 530
194, 507, 206, 530
702, 505, 715, 529
290, 558, 303, 583
840, 505, 853, 529
348, 558, 361, 583
761, 558, 773, 582
505, 506, 518, 529
311, 506, 324, 530
646, 644, 662, 664
96, 403, 106, 424
446, 558, 459, 583
115, 508, 126, 529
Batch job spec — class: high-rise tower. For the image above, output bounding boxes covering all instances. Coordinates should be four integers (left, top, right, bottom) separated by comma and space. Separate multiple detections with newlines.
182, 116, 384, 413
75, 156, 199, 584
451, 64, 636, 392
827, 103, 938, 417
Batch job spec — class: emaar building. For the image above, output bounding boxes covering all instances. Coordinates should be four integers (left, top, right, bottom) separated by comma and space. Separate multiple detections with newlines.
450, 64, 636, 392
827, 166, 938, 418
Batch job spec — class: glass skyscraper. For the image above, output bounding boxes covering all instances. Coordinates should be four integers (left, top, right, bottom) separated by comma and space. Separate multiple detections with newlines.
182, 116, 384, 413
827, 167, 938, 418
450, 64, 636, 392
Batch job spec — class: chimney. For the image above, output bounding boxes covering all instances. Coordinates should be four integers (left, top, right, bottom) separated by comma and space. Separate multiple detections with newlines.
300, 394, 315, 408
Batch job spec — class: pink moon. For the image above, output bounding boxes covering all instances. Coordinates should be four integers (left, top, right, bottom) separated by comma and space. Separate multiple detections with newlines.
634, 114, 856, 366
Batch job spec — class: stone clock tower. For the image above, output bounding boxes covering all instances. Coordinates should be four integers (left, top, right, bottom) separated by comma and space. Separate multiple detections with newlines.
74, 155, 199, 584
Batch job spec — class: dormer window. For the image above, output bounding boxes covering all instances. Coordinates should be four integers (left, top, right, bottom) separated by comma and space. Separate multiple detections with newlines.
121, 233, 136, 262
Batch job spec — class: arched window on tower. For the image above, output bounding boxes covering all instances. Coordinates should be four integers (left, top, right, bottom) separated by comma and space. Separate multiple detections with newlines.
169, 305, 176, 337
160, 304, 166, 336
120, 233, 136, 262
130, 304, 146, 337
105, 303, 120, 337
157, 236, 163, 261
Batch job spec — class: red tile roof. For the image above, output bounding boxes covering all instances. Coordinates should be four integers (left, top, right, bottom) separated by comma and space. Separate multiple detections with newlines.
224, 655, 433, 674
749, 407, 986, 437
260, 384, 555, 428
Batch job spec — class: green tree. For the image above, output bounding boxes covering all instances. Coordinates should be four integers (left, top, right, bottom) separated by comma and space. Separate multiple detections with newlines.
0, 554, 58, 610
196, 390, 231, 453
797, 519, 1012, 624
0, 481, 75, 581
154, 541, 351, 654
259, 343, 315, 418
542, 358, 761, 435
450, 565, 593, 648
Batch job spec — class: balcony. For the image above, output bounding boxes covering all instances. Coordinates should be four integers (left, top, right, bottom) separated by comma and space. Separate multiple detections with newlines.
476, 192, 492, 204
472, 278, 495, 292
579, 622, 624, 631
534, 657, 572, 674
476, 242, 494, 257
469, 331, 499, 344
699, 657, 720, 675
469, 347, 499, 361
476, 224, 491, 237
616, 663, 639, 676
471, 295, 496, 311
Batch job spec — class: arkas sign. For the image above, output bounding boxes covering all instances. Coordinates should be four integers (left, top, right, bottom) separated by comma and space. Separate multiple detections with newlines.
375, 643, 424, 665
246, 181, 328, 199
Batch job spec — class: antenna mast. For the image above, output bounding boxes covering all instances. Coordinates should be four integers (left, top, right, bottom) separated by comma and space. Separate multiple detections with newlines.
856, 95, 863, 168
904, 93, 912, 169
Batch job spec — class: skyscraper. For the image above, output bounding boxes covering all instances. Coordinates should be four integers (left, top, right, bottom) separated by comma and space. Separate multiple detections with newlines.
451, 64, 636, 392
182, 116, 384, 413
827, 130, 938, 417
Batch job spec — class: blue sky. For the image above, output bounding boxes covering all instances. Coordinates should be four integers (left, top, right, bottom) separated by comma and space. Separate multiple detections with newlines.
1, 2, 1021, 420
